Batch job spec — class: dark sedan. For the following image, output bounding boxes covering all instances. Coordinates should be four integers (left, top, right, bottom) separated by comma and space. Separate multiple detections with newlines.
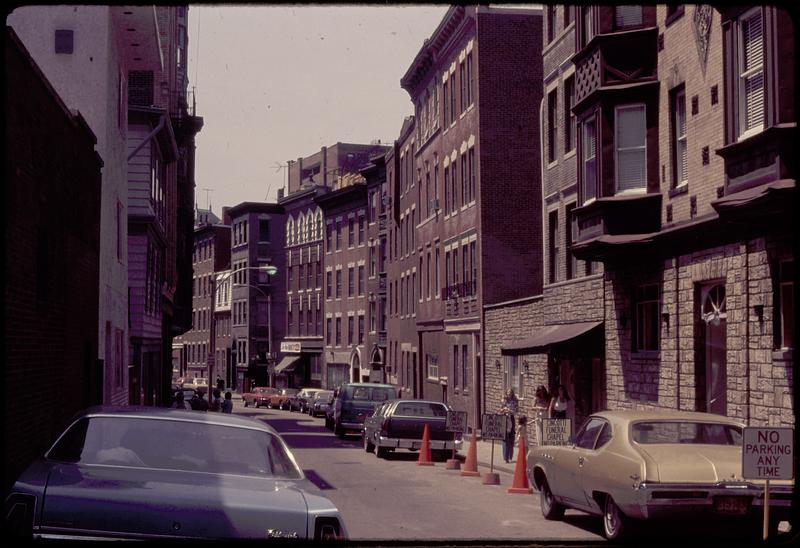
5, 406, 348, 540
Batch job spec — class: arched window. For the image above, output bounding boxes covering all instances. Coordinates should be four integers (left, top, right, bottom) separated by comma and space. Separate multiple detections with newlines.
298, 213, 305, 244
286, 217, 295, 246
315, 210, 323, 240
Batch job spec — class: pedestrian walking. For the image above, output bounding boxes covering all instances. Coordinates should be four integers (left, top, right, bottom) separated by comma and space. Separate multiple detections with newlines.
221, 391, 233, 414
209, 389, 222, 412
171, 391, 191, 410
549, 384, 571, 420
500, 388, 518, 463
532, 385, 549, 446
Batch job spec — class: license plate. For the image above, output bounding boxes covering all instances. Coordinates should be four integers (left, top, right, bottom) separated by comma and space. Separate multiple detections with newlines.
714, 496, 749, 515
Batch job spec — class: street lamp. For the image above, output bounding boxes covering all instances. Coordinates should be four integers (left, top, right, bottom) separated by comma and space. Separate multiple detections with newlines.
209, 265, 277, 393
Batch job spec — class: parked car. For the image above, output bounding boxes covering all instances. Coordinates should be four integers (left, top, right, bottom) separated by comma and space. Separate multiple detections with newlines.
332, 383, 397, 437
182, 377, 208, 391
295, 388, 324, 413
5, 406, 348, 540
268, 388, 301, 410
242, 386, 278, 408
310, 390, 334, 417
527, 409, 795, 540
362, 399, 463, 459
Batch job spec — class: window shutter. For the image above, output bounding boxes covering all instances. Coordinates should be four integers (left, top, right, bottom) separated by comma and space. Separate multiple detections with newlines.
615, 5, 642, 28
616, 105, 647, 192
741, 11, 764, 133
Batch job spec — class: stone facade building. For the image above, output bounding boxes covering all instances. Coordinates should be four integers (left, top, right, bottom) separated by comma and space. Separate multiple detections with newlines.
393, 5, 544, 428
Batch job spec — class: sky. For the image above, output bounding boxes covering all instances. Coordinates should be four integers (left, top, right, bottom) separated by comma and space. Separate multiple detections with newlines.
187, 5, 451, 215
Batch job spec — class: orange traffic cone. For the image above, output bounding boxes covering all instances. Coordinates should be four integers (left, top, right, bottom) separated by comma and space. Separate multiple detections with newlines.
460, 429, 480, 477
507, 435, 533, 494
417, 424, 434, 466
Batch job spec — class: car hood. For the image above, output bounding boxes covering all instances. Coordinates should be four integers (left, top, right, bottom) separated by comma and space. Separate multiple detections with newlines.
39, 464, 312, 539
637, 444, 744, 483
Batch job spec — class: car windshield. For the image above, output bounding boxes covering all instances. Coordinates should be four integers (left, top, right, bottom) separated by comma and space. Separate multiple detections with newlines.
347, 386, 395, 401
283, 389, 299, 396
631, 421, 743, 445
315, 391, 333, 400
394, 402, 448, 417
47, 416, 303, 479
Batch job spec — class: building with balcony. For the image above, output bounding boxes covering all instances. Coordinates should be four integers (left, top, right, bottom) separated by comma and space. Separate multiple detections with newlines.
562, 6, 794, 427
4, 27, 103, 491
278, 142, 388, 389
226, 202, 286, 390
395, 5, 544, 427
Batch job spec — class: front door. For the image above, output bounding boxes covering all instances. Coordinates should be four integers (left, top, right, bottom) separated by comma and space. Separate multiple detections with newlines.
701, 284, 727, 415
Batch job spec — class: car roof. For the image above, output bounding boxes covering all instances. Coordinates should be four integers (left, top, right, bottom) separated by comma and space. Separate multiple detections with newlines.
385, 399, 447, 406
592, 409, 746, 426
77, 406, 279, 434
341, 382, 395, 388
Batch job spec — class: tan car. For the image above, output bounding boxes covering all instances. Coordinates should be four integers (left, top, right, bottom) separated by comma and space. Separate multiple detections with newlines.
527, 410, 794, 540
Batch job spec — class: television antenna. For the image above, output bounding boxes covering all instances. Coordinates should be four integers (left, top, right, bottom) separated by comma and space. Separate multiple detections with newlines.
201, 187, 212, 210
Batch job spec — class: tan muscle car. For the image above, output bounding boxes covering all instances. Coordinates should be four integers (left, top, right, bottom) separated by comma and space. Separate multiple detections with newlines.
527, 410, 794, 540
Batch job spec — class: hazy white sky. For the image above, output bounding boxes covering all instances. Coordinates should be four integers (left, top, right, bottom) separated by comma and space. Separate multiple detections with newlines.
187, 4, 450, 214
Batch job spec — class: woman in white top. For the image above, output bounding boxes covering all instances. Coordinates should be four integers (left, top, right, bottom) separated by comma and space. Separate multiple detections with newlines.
549, 384, 570, 420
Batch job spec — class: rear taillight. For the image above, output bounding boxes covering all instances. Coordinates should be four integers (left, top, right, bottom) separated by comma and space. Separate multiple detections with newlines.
380, 418, 391, 436
5, 493, 35, 538
314, 516, 343, 540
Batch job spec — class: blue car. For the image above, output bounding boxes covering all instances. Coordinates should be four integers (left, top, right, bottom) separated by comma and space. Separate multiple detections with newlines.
5, 406, 347, 540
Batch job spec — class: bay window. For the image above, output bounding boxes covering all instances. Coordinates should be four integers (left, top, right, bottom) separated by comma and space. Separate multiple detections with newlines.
615, 104, 647, 193
737, 8, 764, 138
582, 117, 597, 203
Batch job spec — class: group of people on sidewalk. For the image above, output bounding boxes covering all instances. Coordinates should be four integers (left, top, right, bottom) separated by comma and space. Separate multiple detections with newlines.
172, 388, 234, 413
499, 384, 571, 463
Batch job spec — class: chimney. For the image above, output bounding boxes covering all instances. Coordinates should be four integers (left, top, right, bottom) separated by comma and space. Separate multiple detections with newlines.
222, 206, 231, 225
321, 146, 328, 187
277, 188, 285, 200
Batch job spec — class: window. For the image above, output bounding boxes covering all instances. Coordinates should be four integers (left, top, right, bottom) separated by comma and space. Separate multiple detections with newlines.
634, 284, 660, 351
615, 6, 642, 28
575, 418, 606, 449
55, 29, 74, 54
778, 260, 794, 349
466, 52, 474, 107
547, 89, 558, 163
426, 353, 439, 379
615, 104, 647, 193
442, 79, 448, 128
450, 161, 458, 213
336, 269, 342, 298
737, 8, 765, 138
461, 344, 468, 389
452, 345, 459, 387
468, 148, 476, 204
335, 221, 341, 251
547, 5, 556, 42
259, 219, 270, 241
348, 316, 354, 346
326, 271, 332, 299
461, 154, 468, 206
671, 86, 688, 187
335, 317, 342, 346
435, 247, 441, 298
505, 355, 521, 395
449, 73, 456, 124
348, 218, 355, 248
470, 242, 477, 296
581, 6, 594, 47
358, 216, 365, 245
326, 318, 332, 345
459, 61, 467, 114
369, 245, 376, 277
358, 265, 365, 296
326, 223, 333, 251
582, 117, 597, 203
426, 251, 431, 299
566, 203, 577, 280
548, 210, 559, 284
425, 169, 431, 218
564, 76, 576, 153
348, 267, 354, 297
443, 166, 450, 214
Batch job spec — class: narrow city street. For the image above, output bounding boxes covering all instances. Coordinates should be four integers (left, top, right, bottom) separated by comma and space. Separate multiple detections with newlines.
234, 402, 602, 542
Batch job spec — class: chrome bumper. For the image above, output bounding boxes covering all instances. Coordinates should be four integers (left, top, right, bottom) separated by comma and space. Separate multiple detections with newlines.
377, 436, 463, 451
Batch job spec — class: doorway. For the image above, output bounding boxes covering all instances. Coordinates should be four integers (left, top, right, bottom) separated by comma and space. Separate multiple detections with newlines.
699, 284, 727, 415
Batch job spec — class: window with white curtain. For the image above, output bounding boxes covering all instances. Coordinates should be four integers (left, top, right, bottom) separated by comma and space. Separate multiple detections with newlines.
505, 355, 521, 395
672, 87, 688, 187
615, 5, 642, 28
737, 8, 764, 138
615, 104, 647, 193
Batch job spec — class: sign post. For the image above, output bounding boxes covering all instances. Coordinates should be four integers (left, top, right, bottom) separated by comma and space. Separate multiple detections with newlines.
742, 427, 794, 541
481, 413, 507, 484
445, 411, 467, 470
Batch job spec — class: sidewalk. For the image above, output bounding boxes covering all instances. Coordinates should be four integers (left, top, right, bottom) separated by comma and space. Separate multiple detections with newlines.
456, 436, 531, 478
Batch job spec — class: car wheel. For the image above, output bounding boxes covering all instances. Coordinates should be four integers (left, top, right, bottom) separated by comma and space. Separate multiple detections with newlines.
375, 445, 388, 459
334, 421, 345, 438
255, 401, 260, 408
540, 477, 565, 520
602, 495, 628, 541
363, 432, 375, 453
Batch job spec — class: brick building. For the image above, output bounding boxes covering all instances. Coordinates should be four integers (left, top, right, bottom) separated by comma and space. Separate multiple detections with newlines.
393, 5, 544, 427
173, 222, 230, 384
278, 143, 388, 389
317, 181, 371, 387
4, 27, 102, 490
361, 154, 391, 382
227, 202, 286, 390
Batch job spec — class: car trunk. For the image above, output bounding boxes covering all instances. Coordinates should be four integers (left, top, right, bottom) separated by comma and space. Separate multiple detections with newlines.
388, 417, 449, 440
40, 464, 309, 539
637, 444, 743, 483
341, 401, 378, 423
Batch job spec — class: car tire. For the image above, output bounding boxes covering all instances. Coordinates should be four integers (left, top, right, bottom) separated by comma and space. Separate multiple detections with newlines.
375, 445, 388, 459
255, 401, 260, 409
540, 477, 565, 521
334, 421, 345, 438
363, 432, 375, 453
602, 495, 628, 541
